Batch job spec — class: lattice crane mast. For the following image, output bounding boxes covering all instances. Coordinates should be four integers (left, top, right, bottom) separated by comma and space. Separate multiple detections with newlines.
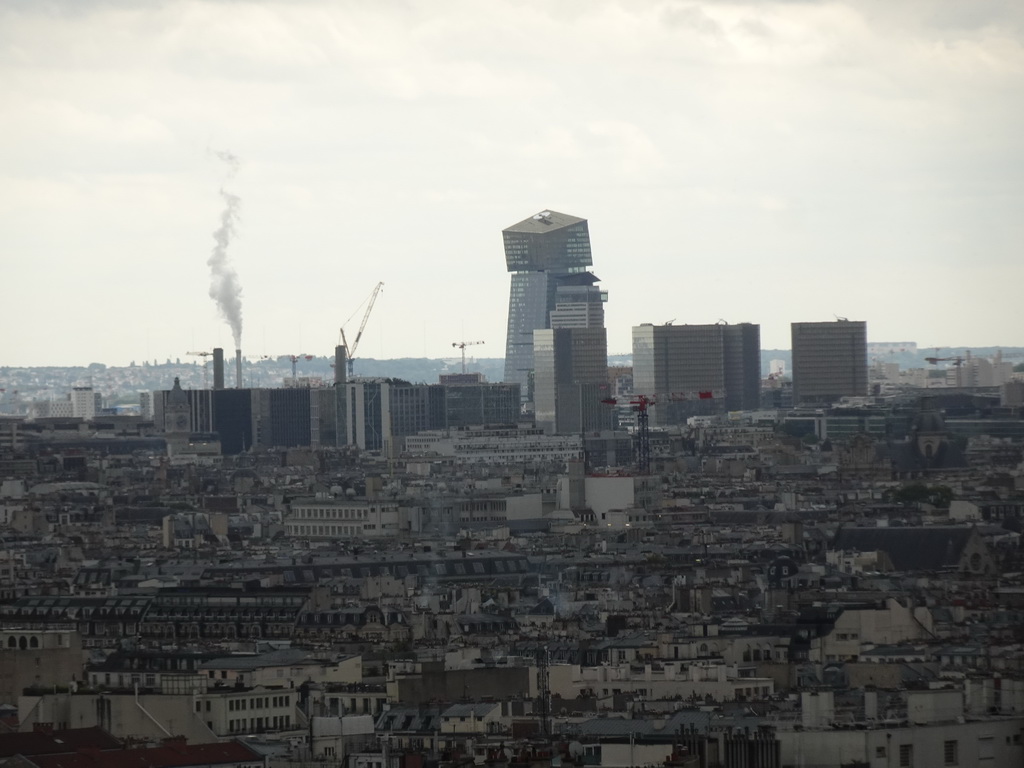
602, 389, 720, 475
286, 354, 314, 380
451, 340, 485, 374
339, 281, 384, 376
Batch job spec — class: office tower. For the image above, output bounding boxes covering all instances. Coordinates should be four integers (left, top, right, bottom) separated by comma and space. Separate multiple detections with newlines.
345, 380, 447, 453
791, 320, 868, 405
155, 380, 339, 455
632, 322, 761, 424
443, 382, 521, 428
533, 280, 610, 435
252, 388, 314, 448
548, 274, 607, 328
503, 210, 593, 395
533, 328, 611, 434
722, 323, 762, 412
211, 389, 254, 454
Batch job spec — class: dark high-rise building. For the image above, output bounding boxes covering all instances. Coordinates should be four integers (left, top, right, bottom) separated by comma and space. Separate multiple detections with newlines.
533, 327, 612, 435
253, 388, 312, 448
722, 323, 762, 412
443, 382, 521, 428
632, 322, 761, 424
211, 388, 254, 454
345, 380, 446, 453
503, 210, 593, 395
155, 383, 339, 455
791, 320, 868, 405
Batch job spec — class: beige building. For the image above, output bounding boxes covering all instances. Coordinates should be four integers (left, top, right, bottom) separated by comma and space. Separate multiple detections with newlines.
19, 686, 301, 742
811, 598, 934, 663
285, 499, 400, 539
0, 627, 85, 704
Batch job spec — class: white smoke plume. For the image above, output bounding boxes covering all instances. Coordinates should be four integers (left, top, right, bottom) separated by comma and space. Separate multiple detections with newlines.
208, 150, 243, 348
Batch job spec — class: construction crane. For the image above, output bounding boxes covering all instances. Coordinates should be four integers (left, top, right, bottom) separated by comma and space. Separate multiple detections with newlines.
925, 355, 966, 388
451, 340, 485, 374
186, 350, 213, 388
286, 354, 314, 380
602, 390, 720, 475
339, 281, 384, 376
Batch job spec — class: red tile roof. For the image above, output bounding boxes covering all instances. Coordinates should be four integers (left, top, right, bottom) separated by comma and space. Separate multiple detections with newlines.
27, 741, 263, 768
0, 729, 122, 758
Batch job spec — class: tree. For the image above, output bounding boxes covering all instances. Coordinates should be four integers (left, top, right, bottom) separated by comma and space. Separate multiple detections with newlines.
1014, 362, 1024, 373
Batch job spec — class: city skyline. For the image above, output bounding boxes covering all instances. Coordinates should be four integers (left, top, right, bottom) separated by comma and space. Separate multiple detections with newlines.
2, 1, 1023, 367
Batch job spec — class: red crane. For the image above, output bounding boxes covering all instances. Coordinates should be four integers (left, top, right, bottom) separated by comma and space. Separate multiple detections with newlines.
602, 390, 720, 474
287, 354, 314, 380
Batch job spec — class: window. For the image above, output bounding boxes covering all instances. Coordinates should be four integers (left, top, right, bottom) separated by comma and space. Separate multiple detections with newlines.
978, 736, 993, 760
899, 744, 913, 767
943, 740, 958, 765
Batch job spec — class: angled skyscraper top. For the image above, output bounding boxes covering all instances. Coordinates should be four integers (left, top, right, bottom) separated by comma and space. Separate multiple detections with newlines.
502, 210, 593, 394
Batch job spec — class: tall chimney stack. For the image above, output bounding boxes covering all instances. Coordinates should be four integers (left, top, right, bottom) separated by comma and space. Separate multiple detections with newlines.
212, 348, 225, 390
334, 345, 347, 386
235, 349, 243, 389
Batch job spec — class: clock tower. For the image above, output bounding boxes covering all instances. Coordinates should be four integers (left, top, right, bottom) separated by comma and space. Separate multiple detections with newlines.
164, 377, 191, 434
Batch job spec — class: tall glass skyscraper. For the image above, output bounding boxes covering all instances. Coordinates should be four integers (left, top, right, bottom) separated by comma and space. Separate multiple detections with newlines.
503, 210, 593, 395
533, 278, 610, 435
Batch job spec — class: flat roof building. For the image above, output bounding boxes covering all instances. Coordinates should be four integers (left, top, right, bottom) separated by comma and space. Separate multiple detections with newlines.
632, 323, 760, 424
791, 320, 868, 405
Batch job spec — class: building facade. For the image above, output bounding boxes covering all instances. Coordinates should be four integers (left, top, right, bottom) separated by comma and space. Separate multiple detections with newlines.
533, 327, 611, 435
345, 380, 446, 453
791, 320, 868, 405
443, 382, 520, 428
722, 323, 762, 412
632, 323, 760, 424
502, 210, 593, 396
286, 499, 401, 540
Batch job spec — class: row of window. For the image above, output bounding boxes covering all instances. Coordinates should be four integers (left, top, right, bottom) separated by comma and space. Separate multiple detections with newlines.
289, 524, 369, 537
5, 635, 41, 649
227, 715, 291, 732
295, 508, 375, 519
227, 694, 290, 711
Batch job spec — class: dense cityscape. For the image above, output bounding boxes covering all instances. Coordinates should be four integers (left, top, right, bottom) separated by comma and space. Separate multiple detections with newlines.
1, 208, 1023, 768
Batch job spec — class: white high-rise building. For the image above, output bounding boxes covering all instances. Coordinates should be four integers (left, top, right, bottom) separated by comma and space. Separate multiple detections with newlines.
71, 387, 100, 419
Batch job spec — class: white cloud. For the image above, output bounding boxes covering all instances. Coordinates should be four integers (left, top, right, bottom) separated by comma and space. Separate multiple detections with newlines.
0, 0, 1022, 364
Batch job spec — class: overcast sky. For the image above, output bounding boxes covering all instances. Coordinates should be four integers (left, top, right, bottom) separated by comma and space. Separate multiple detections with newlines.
2, 0, 1022, 367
